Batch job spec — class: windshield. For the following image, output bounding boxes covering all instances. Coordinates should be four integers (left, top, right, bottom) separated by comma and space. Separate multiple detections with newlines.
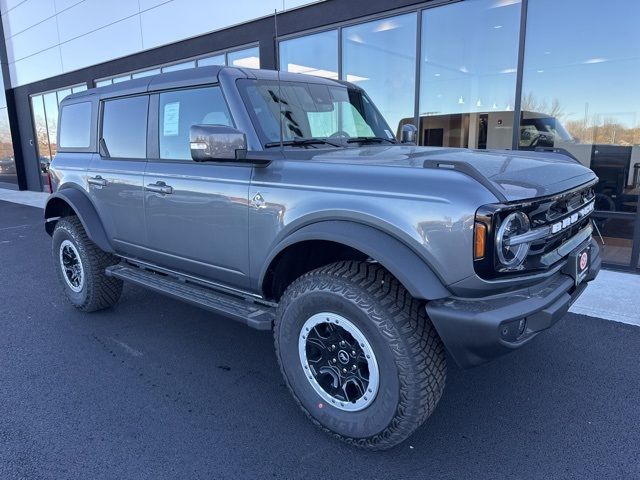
237, 79, 396, 147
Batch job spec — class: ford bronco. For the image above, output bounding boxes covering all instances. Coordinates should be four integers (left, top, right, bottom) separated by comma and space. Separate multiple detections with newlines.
45, 66, 600, 450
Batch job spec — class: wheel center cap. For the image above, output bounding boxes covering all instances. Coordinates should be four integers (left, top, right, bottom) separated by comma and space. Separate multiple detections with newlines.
338, 350, 350, 365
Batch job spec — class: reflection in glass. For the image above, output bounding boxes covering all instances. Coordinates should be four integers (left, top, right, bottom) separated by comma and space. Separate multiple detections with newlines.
112, 74, 132, 83
197, 55, 225, 67
31, 95, 51, 189
342, 14, 416, 138
280, 30, 338, 79
0, 107, 16, 185
57, 88, 72, 103
418, 0, 521, 149
43, 92, 59, 162
132, 68, 161, 79
522, 0, 640, 266
95, 79, 112, 88
228, 47, 260, 69
72, 84, 87, 94
162, 61, 195, 73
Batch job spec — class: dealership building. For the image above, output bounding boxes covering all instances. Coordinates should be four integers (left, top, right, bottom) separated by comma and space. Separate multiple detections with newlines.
0, 0, 638, 271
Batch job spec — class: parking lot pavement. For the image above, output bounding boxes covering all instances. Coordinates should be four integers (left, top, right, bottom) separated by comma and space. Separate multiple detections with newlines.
1, 199, 639, 480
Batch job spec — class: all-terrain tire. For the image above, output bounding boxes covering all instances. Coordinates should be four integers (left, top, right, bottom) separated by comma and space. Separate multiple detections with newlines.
274, 260, 446, 450
52, 216, 122, 312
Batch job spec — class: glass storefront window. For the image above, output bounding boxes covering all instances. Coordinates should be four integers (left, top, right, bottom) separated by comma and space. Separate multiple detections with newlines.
0, 107, 16, 185
280, 30, 338, 79
419, 0, 521, 149
95, 79, 112, 88
162, 61, 196, 73
42, 92, 59, 166
228, 46, 260, 69
342, 14, 417, 138
31, 95, 51, 187
197, 55, 225, 67
132, 68, 161, 79
522, 0, 640, 267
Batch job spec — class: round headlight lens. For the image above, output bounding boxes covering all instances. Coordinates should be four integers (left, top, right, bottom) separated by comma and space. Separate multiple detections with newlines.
496, 212, 530, 269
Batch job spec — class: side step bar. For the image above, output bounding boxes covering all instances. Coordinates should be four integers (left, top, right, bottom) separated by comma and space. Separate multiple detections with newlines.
106, 264, 274, 330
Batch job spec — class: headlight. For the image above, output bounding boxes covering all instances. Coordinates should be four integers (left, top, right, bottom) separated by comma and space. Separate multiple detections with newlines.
496, 212, 530, 269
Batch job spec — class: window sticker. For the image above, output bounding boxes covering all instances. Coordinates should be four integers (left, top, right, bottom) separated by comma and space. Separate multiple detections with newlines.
163, 102, 180, 136
384, 129, 394, 139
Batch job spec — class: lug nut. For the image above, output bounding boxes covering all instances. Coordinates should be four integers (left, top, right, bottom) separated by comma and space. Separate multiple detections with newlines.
342, 368, 347, 373
332, 358, 337, 363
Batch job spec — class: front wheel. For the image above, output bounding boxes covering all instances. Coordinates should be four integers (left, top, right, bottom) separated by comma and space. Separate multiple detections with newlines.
274, 261, 446, 450
52, 216, 123, 312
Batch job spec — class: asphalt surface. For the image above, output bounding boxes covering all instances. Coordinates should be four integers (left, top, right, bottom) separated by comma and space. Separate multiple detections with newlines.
1, 199, 639, 480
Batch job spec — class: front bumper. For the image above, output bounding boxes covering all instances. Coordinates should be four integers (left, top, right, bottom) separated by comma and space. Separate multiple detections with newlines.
426, 239, 601, 368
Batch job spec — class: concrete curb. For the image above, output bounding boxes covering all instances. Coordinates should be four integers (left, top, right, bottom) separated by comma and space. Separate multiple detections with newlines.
1, 188, 637, 326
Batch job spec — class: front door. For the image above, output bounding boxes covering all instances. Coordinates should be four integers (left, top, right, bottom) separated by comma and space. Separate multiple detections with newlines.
143, 85, 251, 289
88, 94, 149, 256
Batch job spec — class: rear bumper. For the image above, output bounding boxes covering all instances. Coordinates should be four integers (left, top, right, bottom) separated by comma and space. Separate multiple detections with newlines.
427, 239, 601, 368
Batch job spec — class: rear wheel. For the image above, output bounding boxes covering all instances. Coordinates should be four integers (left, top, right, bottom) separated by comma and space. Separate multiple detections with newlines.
52, 216, 122, 312
274, 261, 446, 450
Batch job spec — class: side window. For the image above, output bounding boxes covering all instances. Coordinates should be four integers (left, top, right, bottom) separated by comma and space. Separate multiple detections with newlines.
59, 102, 92, 149
159, 86, 232, 160
102, 96, 148, 159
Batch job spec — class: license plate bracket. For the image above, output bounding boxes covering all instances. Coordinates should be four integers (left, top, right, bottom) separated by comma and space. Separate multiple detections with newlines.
563, 242, 591, 286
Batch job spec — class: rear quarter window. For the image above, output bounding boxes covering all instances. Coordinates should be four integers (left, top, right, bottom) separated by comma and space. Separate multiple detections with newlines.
59, 102, 92, 149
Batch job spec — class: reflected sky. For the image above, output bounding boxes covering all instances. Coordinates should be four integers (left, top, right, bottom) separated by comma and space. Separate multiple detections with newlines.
523, 0, 640, 128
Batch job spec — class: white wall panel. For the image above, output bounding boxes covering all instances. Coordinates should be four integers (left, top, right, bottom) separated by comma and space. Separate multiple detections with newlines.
2, 0, 55, 37
56, 0, 139, 43
6, 17, 59, 62
10, 46, 63, 86
53, 0, 83, 13
0, 0, 27, 15
2, 0, 323, 87
60, 15, 142, 72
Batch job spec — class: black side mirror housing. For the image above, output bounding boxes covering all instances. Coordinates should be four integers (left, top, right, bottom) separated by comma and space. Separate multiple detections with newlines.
401, 124, 418, 145
190, 124, 247, 161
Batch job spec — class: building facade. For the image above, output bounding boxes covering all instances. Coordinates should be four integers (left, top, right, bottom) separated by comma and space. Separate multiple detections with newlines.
0, 0, 638, 271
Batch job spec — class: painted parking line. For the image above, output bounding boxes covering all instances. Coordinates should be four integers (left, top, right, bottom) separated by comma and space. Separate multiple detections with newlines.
2, 188, 637, 327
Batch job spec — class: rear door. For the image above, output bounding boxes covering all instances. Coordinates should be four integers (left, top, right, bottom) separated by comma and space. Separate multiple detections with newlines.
142, 85, 251, 289
88, 95, 149, 256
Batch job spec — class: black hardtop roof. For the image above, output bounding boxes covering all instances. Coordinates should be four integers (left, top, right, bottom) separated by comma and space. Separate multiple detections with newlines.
60, 66, 356, 105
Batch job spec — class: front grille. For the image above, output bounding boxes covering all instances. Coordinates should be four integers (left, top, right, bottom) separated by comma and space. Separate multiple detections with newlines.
474, 181, 597, 279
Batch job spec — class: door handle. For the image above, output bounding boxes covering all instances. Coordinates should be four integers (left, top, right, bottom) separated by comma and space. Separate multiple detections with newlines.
145, 182, 173, 195
88, 175, 107, 187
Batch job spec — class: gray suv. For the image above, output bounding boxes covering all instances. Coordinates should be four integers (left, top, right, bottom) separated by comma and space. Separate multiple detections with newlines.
45, 66, 600, 450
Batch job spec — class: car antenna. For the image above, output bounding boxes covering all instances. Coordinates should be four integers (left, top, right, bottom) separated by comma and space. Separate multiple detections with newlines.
274, 8, 284, 151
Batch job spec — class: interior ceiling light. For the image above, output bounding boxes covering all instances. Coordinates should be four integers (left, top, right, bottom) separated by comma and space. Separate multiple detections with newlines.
490, 0, 520, 8
374, 20, 399, 32
232, 56, 260, 69
459, 66, 468, 73
346, 74, 369, 82
476, 99, 482, 107
500, 68, 516, 74
287, 63, 338, 79
458, 96, 465, 105
347, 33, 365, 44
584, 57, 607, 64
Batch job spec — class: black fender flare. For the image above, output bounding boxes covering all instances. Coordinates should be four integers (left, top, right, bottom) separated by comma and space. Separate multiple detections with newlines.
261, 221, 451, 300
44, 188, 114, 253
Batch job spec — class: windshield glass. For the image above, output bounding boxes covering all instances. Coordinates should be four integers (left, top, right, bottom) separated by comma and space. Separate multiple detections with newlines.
237, 79, 396, 147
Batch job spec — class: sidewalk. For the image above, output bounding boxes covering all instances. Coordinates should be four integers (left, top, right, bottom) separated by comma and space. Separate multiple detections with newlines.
1, 187, 638, 326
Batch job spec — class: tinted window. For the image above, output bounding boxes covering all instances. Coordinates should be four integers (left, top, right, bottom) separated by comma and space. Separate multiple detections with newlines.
159, 87, 232, 160
102, 96, 148, 158
59, 102, 92, 149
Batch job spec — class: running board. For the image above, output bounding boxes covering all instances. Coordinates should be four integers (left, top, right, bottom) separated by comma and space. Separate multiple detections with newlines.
105, 264, 274, 330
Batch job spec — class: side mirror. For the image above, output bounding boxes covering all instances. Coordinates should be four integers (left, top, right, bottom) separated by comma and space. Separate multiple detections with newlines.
401, 124, 417, 144
190, 124, 247, 161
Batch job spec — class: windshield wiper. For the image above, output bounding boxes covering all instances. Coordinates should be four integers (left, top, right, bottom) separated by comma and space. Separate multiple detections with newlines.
264, 138, 343, 148
346, 136, 397, 145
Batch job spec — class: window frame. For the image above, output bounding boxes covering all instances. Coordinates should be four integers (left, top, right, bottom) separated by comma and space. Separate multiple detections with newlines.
98, 94, 150, 161
148, 83, 237, 164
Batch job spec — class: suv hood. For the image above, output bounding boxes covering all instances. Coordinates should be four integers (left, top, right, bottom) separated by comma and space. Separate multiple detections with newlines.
303, 146, 597, 202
